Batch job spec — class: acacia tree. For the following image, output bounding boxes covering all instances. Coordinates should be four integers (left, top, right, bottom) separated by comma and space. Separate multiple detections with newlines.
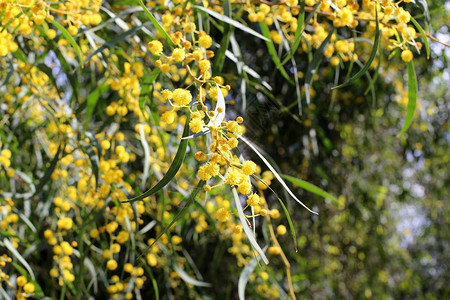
0, 0, 448, 299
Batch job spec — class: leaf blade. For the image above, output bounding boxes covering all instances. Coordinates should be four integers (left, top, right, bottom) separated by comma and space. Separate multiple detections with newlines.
281, 174, 338, 204
397, 60, 418, 137
332, 12, 380, 89
124, 110, 191, 203
194, 5, 269, 41
47, 18, 83, 65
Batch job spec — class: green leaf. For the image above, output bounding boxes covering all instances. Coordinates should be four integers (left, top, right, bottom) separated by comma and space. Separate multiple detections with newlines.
252, 175, 297, 251
146, 181, 206, 249
3, 239, 35, 280
258, 21, 294, 85
173, 264, 212, 287
281, 174, 338, 204
238, 255, 259, 300
139, 68, 161, 115
34, 142, 63, 195
410, 16, 430, 59
194, 5, 269, 41
47, 18, 83, 65
124, 110, 191, 203
332, 11, 380, 90
213, 0, 232, 74
281, 1, 306, 65
397, 60, 418, 137
232, 188, 269, 264
138, 0, 174, 47
239, 135, 317, 214
84, 81, 109, 129
84, 133, 101, 189
304, 29, 334, 103
12, 263, 44, 297
83, 24, 144, 65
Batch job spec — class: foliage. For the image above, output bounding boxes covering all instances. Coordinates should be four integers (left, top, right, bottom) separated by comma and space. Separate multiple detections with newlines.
0, 0, 448, 299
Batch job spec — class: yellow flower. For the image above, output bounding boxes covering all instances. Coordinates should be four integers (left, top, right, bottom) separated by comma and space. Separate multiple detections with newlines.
242, 160, 257, 175
107, 259, 118, 270
161, 111, 177, 124
199, 59, 211, 72
246, 193, 260, 206
23, 282, 35, 293
199, 34, 213, 48
189, 117, 204, 133
148, 40, 163, 55
268, 246, 282, 255
238, 181, 252, 195
216, 208, 230, 222
172, 88, 192, 105
276, 225, 287, 235
16, 276, 27, 287
171, 48, 185, 62
401, 49, 413, 62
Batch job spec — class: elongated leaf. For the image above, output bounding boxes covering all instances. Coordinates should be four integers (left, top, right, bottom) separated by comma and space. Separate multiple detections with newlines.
138, 0, 174, 47
12, 263, 44, 296
410, 16, 430, 59
252, 175, 297, 251
304, 30, 334, 103
238, 256, 259, 300
240, 135, 317, 214
47, 18, 83, 65
124, 111, 191, 203
84, 81, 109, 129
194, 5, 269, 41
34, 143, 63, 195
397, 60, 418, 137
281, 1, 307, 65
84, 134, 100, 189
281, 174, 338, 204
211, 85, 226, 127
333, 12, 380, 89
4, 239, 35, 280
139, 68, 161, 115
232, 188, 269, 264
259, 22, 294, 84
213, 0, 232, 73
173, 264, 212, 287
83, 24, 144, 64
146, 181, 205, 250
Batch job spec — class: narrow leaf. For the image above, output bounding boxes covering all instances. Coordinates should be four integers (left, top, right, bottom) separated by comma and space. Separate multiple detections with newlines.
83, 24, 144, 65
281, 174, 338, 204
4, 239, 35, 280
410, 16, 430, 59
238, 256, 259, 300
232, 188, 269, 264
194, 5, 269, 41
239, 135, 317, 215
173, 264, 212, 287
84, 81, 109, 129
259, 21, 294, 84
252, 175, 297, 251
281, 1, 306, 65
47, 18, 83, 65
124, 111, 191, 203
305, 30, 334, 103
332, 12, 380, 89
35, 143, 63, 195
213, 0, 232, 73
138, 0, 174, 47
147, 181, 205, 249
397, 60, 418, 137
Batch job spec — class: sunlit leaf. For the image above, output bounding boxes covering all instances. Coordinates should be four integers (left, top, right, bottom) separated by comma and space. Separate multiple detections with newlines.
397, 60, 418, 137
124, 110, 191, 203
